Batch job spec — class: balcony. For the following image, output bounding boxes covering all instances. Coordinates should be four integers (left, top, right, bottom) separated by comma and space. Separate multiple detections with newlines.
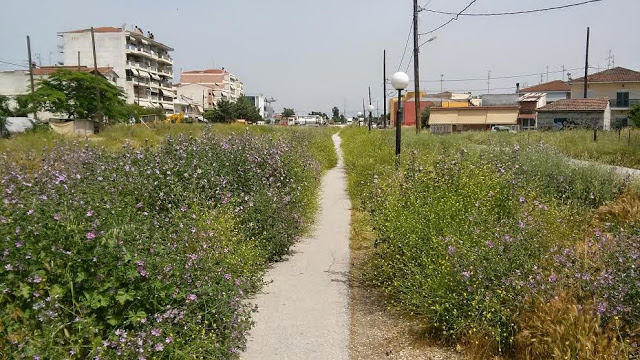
610, 99, 640, 109
157, 54, 173, 64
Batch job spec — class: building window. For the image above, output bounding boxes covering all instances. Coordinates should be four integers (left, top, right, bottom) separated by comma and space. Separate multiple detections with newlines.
617, 92, 630, 107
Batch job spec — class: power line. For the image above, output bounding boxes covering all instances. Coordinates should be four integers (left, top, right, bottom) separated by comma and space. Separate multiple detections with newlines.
420, 66, 586, 83
397, 20, 413, 71
418, 0, 478, 36
424, 0, 603, 17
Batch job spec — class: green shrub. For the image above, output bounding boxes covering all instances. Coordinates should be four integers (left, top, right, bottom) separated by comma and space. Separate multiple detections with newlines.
0, 126, 335, 358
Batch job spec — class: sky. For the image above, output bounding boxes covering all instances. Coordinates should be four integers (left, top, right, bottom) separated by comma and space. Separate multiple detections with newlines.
1, 0, 639, 117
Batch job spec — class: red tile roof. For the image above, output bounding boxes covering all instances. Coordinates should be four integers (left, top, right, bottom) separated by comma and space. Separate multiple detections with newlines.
570, 67, 640, 83
32, 66, 114, 76
538, 98, 609, 112
519, 80, 570, 93
63, 27, 122, 34
182, 69, 225, 74
431, 105, 520, 111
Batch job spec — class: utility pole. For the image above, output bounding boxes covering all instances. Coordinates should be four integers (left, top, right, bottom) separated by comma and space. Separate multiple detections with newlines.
487, 70, 491, 94
26, 36, 35, 94
383, 49, 387, 128
546, 66, 549, 82
77, 51, 81, 70
562, 65, 566, 81
362, 98, 366, 127
368, 86, 373, 131
440, 74, 444, 94
413, 0, 421, 134
36, 53, 42, 67
584, 27, 590, 99
91, 27, 103, 132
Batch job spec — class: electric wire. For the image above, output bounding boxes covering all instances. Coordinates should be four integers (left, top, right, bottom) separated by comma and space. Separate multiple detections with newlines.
418, 0, 478, 36
0, 59, 29, 68
424, 0, 603, 17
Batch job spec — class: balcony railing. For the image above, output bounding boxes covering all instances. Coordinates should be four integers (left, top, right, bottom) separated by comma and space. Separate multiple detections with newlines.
610, 99, 640, 108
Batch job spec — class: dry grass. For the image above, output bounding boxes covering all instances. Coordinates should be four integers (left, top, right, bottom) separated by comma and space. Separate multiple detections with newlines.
514, 294, 627, 360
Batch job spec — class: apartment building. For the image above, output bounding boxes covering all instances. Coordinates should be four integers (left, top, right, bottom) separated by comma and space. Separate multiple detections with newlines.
58, 25, 176, 113
568, 67, 640, 127
179, 69, 244, 104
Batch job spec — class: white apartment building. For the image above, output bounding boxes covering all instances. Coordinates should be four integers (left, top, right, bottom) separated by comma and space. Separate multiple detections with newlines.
179, 69, 244, 104
58, 25, 176, 113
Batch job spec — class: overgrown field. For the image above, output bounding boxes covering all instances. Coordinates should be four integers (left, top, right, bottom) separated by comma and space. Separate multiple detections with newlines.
342, 128, 639, 359
445, 128, 640, 169
0, 125, 336, 358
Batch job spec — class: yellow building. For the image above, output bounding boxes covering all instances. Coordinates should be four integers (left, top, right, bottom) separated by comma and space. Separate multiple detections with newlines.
388, 91, 470, 125
429, 106, 520, 134
568, 67, 640, 127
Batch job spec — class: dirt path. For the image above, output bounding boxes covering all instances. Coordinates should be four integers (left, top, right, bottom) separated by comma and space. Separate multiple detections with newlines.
242, 133, 351, 360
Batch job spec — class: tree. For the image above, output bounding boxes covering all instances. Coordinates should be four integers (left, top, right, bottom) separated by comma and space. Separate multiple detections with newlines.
204, 99, 236, 123
630, 104, 640, 127
339, 114, 346, 124
235, 96, 263, 123
30, 69, 126, 121
282, 108, 295, 118
420, 107, 431, 129
332, 107, 340, 121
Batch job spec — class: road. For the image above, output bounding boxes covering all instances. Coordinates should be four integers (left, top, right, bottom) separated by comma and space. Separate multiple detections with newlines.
242, 133, 351, 360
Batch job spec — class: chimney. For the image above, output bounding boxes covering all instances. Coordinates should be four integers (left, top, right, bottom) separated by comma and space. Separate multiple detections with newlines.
516, 83, 520, 94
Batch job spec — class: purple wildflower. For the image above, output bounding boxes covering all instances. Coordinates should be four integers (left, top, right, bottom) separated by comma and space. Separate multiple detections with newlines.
86, 231, 97, 240
447, 246, 457, 255
86, 210, 94, 217
186, 294, 197, 302
224, 274, 232, 280
151, 328, 161, 336
154, 343, 164, 352
53, 213, 60, 221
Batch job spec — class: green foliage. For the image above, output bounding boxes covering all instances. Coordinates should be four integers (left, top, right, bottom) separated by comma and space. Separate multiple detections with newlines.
282, 108, 295, 118
203, 97, 263, 124
332, 106, 341, 121
204, 99, 236, 124
420, 106, 431, 128
29, 69, 126, 121
235, 96, 262, 123
630, 104, 640, 127
0, 126, 336, 358
341, 128, 635, 356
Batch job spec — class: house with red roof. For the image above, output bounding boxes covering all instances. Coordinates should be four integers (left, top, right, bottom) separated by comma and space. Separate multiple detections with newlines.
568, 67, 640, 126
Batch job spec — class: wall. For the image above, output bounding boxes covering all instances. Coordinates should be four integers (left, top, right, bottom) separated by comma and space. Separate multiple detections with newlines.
176, 84, 212, 110
430, 108, 519, 126
569, 82, 640, 107
480, 94, 519, 106
391, 99, 433, 127
537, 111, 607, 130
61, 31, 128, 100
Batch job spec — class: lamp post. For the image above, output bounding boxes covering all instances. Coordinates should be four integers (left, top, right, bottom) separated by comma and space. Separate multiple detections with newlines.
357, 112, 363, 127
367, 104, 374, 131
391, 71, 409, 158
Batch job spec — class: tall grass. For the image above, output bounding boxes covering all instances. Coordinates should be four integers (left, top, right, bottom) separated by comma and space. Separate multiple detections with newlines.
341, 127, 637, 358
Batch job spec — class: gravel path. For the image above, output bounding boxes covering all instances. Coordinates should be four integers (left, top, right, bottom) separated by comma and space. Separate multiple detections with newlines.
242, 133, 351, 360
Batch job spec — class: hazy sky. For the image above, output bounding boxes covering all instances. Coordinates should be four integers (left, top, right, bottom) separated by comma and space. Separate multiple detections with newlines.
1, 0, 638, 116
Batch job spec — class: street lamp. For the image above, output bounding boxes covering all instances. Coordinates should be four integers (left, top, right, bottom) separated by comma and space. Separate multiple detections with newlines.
367, 104, 374, 131
391, 71, 409, 157
357, 111, 363, 127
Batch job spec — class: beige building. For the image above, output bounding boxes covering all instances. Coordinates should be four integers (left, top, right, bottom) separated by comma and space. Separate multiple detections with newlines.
58, 25, 175, 112
179, 69, 244, 104
429, 106, 520, 134
568, 67, 640, 127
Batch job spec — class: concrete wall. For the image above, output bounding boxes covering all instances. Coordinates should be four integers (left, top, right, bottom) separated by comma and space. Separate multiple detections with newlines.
480, 94, 519, 106
537, 110, 608, 130
176, 84, 212, 110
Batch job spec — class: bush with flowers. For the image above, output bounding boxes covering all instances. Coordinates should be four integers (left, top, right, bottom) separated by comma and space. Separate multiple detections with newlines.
0, 127, 333, 359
